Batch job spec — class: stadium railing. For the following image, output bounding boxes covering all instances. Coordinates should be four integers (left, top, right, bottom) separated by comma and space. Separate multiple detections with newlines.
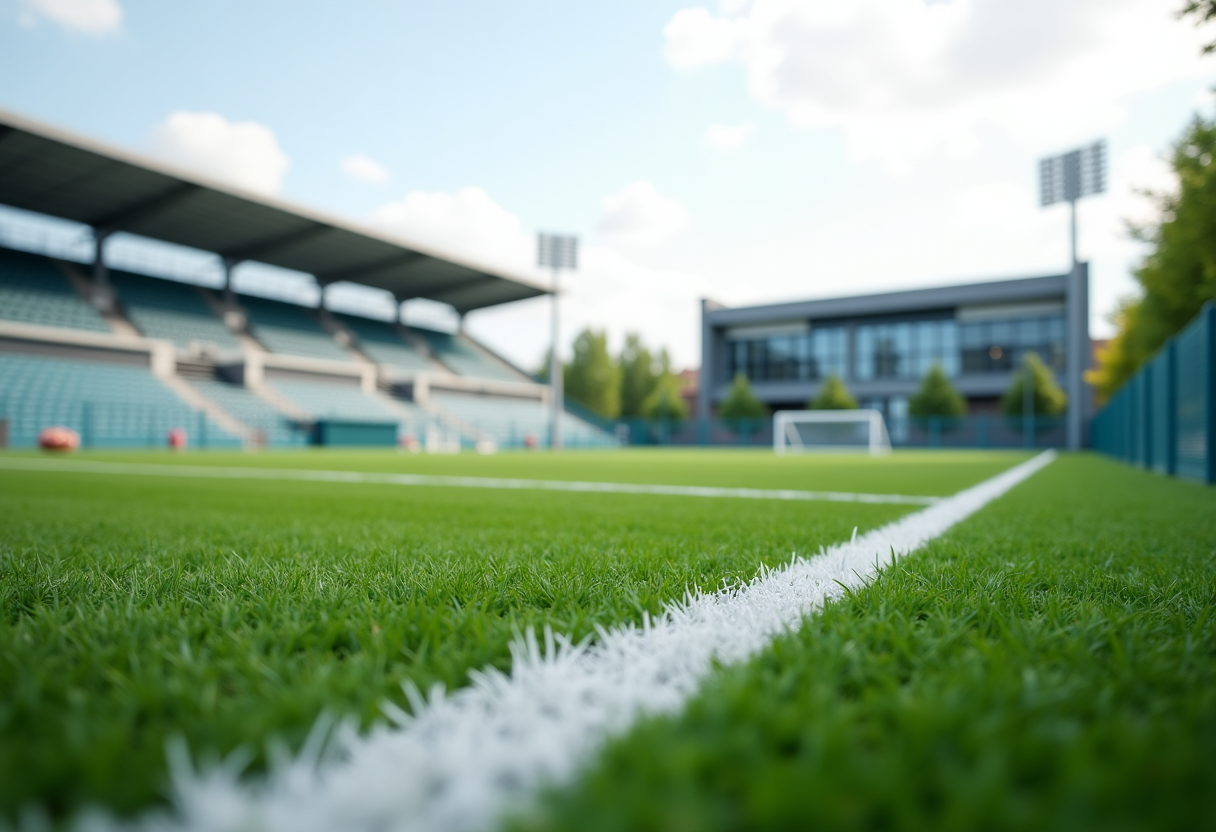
1091, 301, 1214, 484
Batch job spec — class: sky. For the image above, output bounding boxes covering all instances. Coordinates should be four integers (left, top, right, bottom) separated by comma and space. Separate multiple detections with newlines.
1, 0, 1212, 371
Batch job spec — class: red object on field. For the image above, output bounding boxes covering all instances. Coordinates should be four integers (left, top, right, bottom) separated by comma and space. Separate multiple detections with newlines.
38, 426, 80, 451
168, 427, 187, 450
523, 433, 537, 450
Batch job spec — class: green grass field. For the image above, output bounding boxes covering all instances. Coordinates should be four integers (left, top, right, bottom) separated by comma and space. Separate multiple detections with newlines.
1, 449, 1212, 829
518, 455, 1216, 832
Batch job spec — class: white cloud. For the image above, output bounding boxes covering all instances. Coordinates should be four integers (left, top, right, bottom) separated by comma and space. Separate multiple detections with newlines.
372, 187, 534, 274
469, 245, 710, 371
704, 121, 754, 151
340, 154, 390, 184
150, 111, 290, 195
21, 0, 121, 34
664, 0, 1210, 169
664, 7, 743, 70
597, 181, 690, 247
367, 186, 708, 368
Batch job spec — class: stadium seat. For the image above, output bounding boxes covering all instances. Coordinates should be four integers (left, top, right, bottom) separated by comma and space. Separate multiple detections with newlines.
0, 247, 110, 333
411, 327, 527, 382
336, 313, 435, 372
188, 378, 309, 447
109, 270, 241, 351
429, 390, 614, 448
0, 353, 241, 448
267, 377, 431, 438
239, 295, 352, 361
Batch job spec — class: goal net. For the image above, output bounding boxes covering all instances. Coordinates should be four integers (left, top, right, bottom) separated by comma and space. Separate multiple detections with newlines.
773, 409, 892, 455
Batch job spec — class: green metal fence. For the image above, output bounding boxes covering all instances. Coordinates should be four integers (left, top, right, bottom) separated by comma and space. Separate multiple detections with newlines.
1091, 302, 1215, 484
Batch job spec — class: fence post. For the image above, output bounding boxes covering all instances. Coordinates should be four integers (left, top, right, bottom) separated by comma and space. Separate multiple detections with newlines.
1165, 341, 1177, 476
1206, 305, 1216, 485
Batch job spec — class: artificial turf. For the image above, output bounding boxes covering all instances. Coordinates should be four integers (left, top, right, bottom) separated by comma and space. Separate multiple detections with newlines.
3, 447, 1032, 496
517, 454, 1216, 832
0, 449, 998, 822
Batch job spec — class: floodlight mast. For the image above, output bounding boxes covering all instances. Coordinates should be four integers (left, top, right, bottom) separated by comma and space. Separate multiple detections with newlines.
1039, 140, 1106, 266
537, 233, 578, 450
1038, 140, 1106, 453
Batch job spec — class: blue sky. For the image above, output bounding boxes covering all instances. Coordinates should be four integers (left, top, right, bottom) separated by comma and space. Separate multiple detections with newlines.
1, 0, 1212, 369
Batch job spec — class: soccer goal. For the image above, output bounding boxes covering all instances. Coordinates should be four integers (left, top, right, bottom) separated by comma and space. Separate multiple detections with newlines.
773, 409, 892, 455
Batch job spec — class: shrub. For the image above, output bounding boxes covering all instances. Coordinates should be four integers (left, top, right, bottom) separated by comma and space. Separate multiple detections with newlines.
808, 374, 857, 410
1001, 353, 1067, 419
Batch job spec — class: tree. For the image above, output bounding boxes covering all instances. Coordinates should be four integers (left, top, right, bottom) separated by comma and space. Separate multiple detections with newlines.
1181, 1, 1216, 52
1001, 352, 1067, 418
641, 372, 689, 425
718, 373, 768, 420
909, 365, 967, 420
618, 333, 658, 419
1089, 10, 1216, 400
533, 347, 551, 383
808, 373, 857, 410
563, 328, 620, 418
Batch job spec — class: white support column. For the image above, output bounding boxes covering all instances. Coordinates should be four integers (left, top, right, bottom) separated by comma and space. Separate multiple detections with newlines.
549, 267, 562, 450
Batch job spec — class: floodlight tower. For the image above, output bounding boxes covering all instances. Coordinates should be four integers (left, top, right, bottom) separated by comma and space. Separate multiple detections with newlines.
537, 233, 578, 450
1038, 140, 1106, 451
1039, 140, 1107, 266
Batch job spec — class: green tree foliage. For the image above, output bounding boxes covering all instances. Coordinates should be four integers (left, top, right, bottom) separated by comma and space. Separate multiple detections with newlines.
618, 333, 658, 419
909, 365, 967, 419
718, 374, 768, 421
1089, 11, 1216, 399
641, 373, 689, 425
1002, 353, 1067, 418
563, 328, 621, 418
808, 373, 858, 410
533, 347, 551, 383
1181, 1, 1216, 51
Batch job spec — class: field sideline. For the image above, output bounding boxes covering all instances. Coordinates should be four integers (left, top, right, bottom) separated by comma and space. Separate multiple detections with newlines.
1, 449, 1213, 830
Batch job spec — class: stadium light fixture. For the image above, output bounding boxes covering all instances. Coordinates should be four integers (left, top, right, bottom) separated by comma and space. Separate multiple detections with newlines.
537, 233, 578, 450
1039, 140, 1106, 266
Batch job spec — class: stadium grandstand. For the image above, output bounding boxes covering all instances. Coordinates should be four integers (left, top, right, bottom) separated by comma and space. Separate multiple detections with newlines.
0, 108, 615, 450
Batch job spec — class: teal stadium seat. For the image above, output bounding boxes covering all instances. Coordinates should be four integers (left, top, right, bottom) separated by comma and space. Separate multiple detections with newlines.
110, 270, 241, 351
189, 378, 309, 447
0, 354, 241, 448
430, 390, 614, 448
336, 313, 434, 372
411, 327, 527, 382
270, 377, 420, 429
0, 247, 110, 333
239, 296, 351, 361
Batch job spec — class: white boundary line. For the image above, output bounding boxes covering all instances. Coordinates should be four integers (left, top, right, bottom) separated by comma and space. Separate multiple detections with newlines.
0, 457, 940, 506
92, 451, 1055, 832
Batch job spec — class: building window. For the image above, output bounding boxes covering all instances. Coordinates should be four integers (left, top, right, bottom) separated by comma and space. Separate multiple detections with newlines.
855, 319, 958, 380
726, 326, 847, 383
960, 315, 1065, 373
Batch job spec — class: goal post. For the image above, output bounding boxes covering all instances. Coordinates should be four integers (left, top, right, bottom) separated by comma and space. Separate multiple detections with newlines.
773, 409, 892, 456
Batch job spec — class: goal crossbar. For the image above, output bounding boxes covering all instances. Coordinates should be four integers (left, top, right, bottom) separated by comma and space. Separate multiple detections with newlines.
773, 409, 892, 456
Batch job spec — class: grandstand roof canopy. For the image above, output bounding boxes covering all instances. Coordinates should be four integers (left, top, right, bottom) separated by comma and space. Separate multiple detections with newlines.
0, 108, 548, 314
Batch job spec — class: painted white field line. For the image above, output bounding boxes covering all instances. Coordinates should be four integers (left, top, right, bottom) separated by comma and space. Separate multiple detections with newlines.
88, 450, 1055, 832
0, 457, 940, 506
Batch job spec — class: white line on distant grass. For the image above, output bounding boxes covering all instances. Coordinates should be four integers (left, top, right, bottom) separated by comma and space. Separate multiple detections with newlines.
0, 457, 940, 505
85, 450, 1055, 832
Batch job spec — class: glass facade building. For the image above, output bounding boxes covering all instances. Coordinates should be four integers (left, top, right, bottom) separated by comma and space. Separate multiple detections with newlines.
701, 269, 1089, 450
724, 313, 1066, 385
726, 327, 847, 383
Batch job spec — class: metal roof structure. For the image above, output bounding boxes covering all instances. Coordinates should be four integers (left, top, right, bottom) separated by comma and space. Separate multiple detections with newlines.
0, 108, 548, 314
